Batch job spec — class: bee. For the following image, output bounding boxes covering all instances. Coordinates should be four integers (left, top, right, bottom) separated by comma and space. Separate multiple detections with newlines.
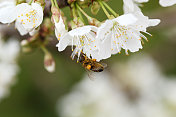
78, 53, 107, 72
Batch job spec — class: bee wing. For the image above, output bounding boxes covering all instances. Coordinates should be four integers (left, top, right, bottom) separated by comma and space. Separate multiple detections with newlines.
101, 63, 107, 68
86, 70, 96, 81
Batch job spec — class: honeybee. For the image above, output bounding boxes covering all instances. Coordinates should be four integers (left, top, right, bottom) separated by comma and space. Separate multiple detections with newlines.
78, 53, 107, 72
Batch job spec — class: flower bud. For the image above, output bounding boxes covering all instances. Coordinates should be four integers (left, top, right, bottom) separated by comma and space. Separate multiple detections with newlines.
21, 40, 33, 53
91, 1, 100, 15
51, 6, 61, 23
44, 53, 55, 73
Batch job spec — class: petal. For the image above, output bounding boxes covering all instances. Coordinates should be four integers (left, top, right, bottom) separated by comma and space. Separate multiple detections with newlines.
96, 20, 113, 39
159, 0, 176, 7
122, 32, 143, 52
98, 34, 112, 60
54, 17, 67, 40
0, 2, 16, 23
16, 3, 31, 14
123, 0, 135, 13
56, 33, 72, 51
149, 19, 161, 27
134, 0, 149, 3
130, 11, 160, 31
15, 21, 28, 36
114, 14, 137, 26
31, 3, 43, 27
69, 26, 93, 36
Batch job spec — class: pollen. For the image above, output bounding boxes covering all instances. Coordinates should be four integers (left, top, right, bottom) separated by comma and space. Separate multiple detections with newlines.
86, 65, 91, 70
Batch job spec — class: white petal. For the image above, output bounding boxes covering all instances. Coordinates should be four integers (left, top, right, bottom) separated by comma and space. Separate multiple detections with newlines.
31, 3, 43, 27
0, 1, 16, 23
96, 20, 113, 40
130, 11, 160, 31
114, 14, 137, 26
134, 0, 149, 3
98, 34, 112, 60
122, 32, 143, 52
54, 17, 67, 40
159, 0, 176, 7
56, 33, 72, 51
15, 21, 28, 36
149, 19, 160, 27
123, 0, 136, 13
69, 26, 96, 36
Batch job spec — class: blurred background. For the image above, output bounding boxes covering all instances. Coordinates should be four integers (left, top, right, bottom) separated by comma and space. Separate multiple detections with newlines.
0, 0, 176, 117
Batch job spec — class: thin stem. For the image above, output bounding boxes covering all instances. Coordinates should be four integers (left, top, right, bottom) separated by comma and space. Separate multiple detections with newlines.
72, 4, 77, 18
50, 0, 55, 7
97, 0, 111, 19
77, 8, 85, 23
54, 0, 59, 8
102, 1, 119, 17
76, 3, 91, 19
41, 45, 49, 54
28, 0, 33, 5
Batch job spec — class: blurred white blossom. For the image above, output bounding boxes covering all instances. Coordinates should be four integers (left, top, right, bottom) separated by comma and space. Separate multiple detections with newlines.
0, 35, 20, 101
159, 0, 176, 7
57, 72, 134, 117
57, 54, 176, 117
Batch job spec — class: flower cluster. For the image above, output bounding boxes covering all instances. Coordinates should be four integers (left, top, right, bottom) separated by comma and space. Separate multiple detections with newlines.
0, 0, 175, 72
0, 34, 20, 102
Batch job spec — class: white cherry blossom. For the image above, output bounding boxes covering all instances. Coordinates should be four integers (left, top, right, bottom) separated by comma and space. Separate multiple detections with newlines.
56, 26, 100, 61
97, 14, 156, 60
0, 2, 43, 36
15, 3, 43, 35
159, 0, 176, 7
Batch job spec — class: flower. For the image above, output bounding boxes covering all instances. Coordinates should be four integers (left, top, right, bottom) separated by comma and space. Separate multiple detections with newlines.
56, 26, 99, 61
0, 2, 43, 36
159, 0, 176, 7
54, 16, 67, 41
97, 14, 145, 60
15, 3, 43, 35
